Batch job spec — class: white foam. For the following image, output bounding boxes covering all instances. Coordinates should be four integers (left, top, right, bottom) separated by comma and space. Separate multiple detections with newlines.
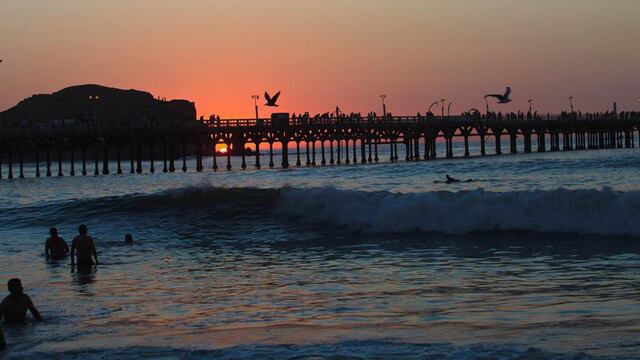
276, 186, 640, 236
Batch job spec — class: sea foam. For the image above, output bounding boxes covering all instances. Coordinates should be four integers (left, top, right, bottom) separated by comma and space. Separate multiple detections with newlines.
277, 186, 640, 236
5, 184, 639, 237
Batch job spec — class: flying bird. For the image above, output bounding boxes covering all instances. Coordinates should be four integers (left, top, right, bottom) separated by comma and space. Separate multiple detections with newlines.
264, 91, 281, 107
485, 87, 512, 104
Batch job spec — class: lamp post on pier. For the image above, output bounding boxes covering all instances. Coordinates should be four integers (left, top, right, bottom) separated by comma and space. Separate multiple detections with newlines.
569, 97, 574, 113
484, 96, 490, 115
88, 95, 100, 122
428, 101, 438, 116
440, 99, 446, 118
252, 95, 259, 120
379, 95, 387, 117
447, 102, 452, 117
528, 98, 533, 113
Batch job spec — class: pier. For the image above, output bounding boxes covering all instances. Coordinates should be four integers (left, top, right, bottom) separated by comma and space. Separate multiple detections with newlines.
0, 113, 638, 179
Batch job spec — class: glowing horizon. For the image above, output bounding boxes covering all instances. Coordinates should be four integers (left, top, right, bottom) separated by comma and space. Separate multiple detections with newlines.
1, 0, 639, 118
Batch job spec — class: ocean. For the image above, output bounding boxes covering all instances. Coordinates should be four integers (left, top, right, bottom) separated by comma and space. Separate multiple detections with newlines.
0, 139, 639, 359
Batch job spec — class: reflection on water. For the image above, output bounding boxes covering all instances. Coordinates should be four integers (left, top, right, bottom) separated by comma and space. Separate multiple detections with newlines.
1, 227, 639, 358
1, 148, 640, 358
22, 341, 619, 360
71, 265, 97, 290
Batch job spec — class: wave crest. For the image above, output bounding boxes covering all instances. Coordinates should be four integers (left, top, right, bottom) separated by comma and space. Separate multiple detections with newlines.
5, 185, 640, 237
277, 187, 640, 236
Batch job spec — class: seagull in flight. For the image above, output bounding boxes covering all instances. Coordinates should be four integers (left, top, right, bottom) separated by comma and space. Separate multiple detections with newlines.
264, 91, 281, 107
485, 87, 512, 104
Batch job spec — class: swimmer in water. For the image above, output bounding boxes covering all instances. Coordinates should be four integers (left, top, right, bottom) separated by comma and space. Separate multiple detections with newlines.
445, 174, 460, 183
443, 175, 474, 184
124, 234, 133, 244
45, 227, 69, 261
71, 225, 99, 266
0, 278, 43, 325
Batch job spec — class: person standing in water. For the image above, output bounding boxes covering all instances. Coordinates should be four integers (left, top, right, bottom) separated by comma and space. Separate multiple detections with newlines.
0, 278, 42, 324
45, 227, 69, 261
71, 225, 98, 266
124, 234, 133, 244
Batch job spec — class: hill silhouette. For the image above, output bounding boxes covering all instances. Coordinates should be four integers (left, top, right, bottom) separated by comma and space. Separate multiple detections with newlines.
0, 84, 196, 128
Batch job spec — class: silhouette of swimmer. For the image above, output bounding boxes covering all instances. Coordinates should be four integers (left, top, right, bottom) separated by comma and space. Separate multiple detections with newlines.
45, 227, 69, 261
0, 278, 42, 325
71, 225, 98, 266
443, 174, 474, 184
124, 234, 133, 244
445, 174, 459, 183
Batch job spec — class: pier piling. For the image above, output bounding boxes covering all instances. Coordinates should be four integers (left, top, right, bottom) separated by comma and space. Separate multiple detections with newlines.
2, 114, 639, 178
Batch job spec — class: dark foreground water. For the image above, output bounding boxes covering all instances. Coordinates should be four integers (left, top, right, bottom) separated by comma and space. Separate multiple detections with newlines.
0, 142, 639, 359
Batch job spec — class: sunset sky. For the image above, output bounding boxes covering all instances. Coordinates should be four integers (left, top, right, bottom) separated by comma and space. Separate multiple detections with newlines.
1, 0, 639, 118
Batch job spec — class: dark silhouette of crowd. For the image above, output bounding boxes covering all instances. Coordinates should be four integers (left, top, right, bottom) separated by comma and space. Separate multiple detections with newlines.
558, 110, 640, 121
197, 105, 640, 128
479, 111, 541, 121
241, 108, 640, 126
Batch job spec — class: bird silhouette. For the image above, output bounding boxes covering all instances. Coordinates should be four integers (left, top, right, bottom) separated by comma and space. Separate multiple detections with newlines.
264, 91, 281, 107
485, 87, 512, 103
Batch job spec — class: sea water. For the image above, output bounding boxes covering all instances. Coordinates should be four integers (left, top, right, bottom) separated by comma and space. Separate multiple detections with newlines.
0, 140, 639, 359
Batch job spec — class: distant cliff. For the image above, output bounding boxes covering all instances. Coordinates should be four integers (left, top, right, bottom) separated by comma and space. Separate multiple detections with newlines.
0, 84, 197, 128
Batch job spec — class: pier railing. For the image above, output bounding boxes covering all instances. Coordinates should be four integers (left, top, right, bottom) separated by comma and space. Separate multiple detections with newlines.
198, 114, 639, 128
3, 113, 639, 134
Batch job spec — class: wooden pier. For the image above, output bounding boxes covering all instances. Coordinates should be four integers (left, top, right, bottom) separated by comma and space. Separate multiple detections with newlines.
0, 113, 638, 178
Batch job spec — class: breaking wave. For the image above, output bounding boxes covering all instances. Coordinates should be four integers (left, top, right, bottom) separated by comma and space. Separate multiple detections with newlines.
3, 185, 640, 237
277, 186, 640, 237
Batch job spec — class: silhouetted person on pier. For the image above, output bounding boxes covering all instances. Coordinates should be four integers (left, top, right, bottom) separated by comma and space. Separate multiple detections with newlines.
71, 225, 98, 266
124, 234, 133, 244
45, 227, 69, 261
0, 278, 42, 325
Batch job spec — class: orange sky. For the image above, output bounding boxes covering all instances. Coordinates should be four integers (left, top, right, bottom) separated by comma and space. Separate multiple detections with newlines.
1, 0, 639, 118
